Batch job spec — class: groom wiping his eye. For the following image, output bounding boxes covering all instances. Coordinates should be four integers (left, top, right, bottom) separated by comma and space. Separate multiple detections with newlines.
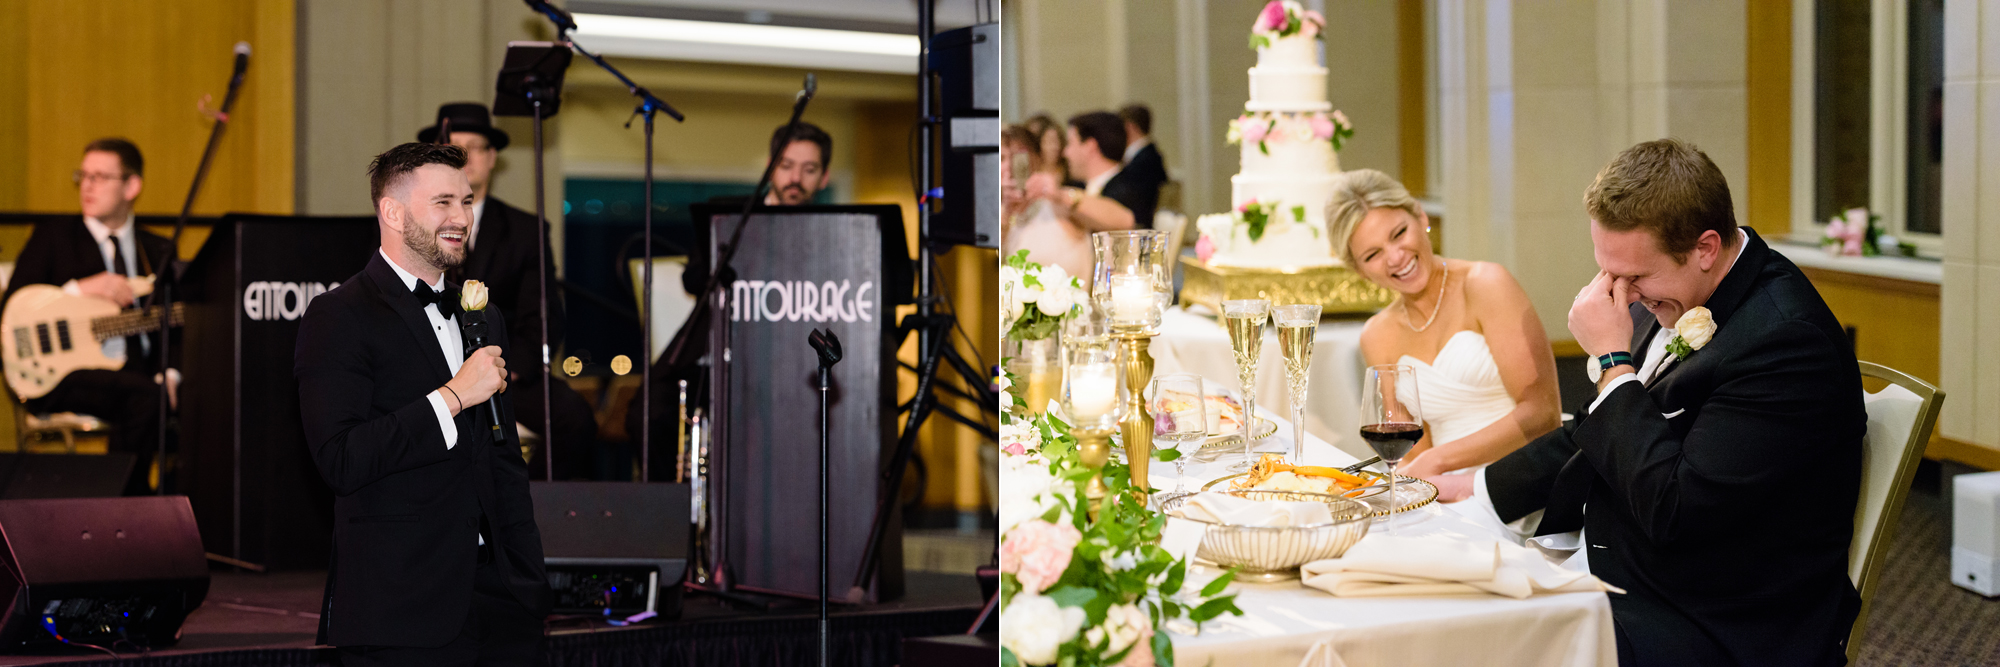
1480, 138, 1865, 667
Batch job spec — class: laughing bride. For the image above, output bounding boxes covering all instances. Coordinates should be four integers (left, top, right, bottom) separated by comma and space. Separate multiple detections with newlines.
1327, 170, 1563, 536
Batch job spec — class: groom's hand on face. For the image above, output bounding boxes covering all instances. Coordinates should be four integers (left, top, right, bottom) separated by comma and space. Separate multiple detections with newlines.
1569, 271, 1638, 361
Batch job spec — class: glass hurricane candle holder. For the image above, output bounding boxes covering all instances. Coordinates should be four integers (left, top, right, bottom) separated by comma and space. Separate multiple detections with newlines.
1090, 230, 1171, 335
1064, 334, 1124, 511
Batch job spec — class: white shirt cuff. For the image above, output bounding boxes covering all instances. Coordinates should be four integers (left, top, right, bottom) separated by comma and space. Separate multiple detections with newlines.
1587, 373, 1641, 414
427, 390, 458, 449
1472, 467, 1543, 541
61, 279, 81, 296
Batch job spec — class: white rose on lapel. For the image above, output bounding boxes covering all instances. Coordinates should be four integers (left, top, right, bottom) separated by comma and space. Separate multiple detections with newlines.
461, 280, 489, 311
1667, 306, 1715, 361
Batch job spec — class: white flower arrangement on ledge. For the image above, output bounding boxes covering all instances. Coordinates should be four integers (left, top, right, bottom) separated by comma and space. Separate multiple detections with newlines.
1002, 250, 1086, 341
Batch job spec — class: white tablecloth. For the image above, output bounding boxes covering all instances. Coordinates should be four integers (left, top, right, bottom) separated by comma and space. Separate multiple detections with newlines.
1149, 410, 1617, 667
1150, 307, 1372, 461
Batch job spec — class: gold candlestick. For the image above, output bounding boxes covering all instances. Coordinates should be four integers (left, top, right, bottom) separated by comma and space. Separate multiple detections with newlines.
1115, 332, 1157, 498
1074, 426, 1115, 519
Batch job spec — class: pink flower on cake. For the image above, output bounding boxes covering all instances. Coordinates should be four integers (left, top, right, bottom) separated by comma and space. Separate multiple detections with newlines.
1236, 198, 1259, 213
1195, 234, 1216, 263
1239, 118, 1270, 144
1309, 112, 1335, 140
1255, 1, 1287, 33
1000, 519, 1081, 593
1333, 110, 1350, 127
1301, 10, 1325, 37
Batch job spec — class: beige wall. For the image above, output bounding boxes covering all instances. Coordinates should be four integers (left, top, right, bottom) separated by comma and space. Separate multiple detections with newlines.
297, 0, 558, 257
1939, 0, 2000, 455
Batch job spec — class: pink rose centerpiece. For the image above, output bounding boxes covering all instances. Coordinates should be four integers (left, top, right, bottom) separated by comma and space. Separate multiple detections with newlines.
1000, 519, 1082, 593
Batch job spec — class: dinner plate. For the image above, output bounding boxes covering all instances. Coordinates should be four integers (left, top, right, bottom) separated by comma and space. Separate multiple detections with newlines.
1202, 470, 1439, 518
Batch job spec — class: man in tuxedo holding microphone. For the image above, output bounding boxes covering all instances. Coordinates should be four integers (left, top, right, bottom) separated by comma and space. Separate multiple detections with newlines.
1480, 139, 1863, 665
295, 142, 550, 665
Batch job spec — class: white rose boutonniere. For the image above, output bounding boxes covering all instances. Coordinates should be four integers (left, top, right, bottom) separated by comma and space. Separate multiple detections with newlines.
1666, 307, 1715, 361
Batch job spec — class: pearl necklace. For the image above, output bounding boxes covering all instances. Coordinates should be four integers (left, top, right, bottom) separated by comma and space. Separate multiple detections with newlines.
1402, 259, 1449, 333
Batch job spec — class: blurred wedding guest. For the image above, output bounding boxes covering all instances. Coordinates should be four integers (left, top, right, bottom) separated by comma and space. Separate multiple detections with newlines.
1486, 139, 1863, 665
418, 103, 596, 480
1022, 114, 1072, 186
5, 138, 177, 495
1118, 104, 1168, 218
1024, 111, 1145, 233
1003, 125, 1091, 279
1327, 169, 1562, 505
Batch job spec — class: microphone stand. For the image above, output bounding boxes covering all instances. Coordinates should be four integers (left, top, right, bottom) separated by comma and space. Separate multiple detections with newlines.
808, 329, 843, 667
524, 16, 684, 481
161, 49, 248, 497
663, 74, 816, 594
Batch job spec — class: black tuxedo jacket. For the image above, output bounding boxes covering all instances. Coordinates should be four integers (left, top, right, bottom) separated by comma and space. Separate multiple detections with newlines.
1486, 229, 1863, 666
3, 216, 176, 372
295, 252, 550, 648
460, 197, 564, 379
1123, 143, 1168, 194
1101, 167, 1158, 230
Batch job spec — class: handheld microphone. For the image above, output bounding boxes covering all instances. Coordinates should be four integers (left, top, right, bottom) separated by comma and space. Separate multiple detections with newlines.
459, 309, 508, 443
524, 0, 579, 32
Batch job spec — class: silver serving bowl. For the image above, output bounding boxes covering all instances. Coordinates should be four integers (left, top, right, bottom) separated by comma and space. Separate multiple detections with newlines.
1160, 489, 1372, 582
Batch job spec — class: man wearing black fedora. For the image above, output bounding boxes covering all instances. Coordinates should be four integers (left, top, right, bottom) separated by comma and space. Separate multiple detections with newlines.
419, 102, 598, 480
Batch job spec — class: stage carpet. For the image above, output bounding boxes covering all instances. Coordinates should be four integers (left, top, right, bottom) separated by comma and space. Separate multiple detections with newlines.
0, 570, 983, 666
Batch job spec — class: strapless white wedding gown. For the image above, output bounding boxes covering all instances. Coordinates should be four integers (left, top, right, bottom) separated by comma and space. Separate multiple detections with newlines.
1396, 330, 1516, 466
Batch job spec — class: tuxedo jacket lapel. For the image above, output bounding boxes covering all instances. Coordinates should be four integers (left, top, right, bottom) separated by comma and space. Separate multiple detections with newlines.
365, 254, 455, 387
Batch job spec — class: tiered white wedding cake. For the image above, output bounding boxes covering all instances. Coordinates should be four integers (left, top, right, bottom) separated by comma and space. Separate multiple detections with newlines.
1194, 0, 1352, 269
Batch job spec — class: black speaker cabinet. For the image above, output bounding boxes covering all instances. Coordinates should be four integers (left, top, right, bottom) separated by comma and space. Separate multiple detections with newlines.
931, 23, 1000, 249
0, 496, 209, 650
531, 482, 690, 617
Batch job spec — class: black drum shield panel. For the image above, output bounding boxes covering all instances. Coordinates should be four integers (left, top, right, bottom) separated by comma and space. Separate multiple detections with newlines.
698, 205, 907, 603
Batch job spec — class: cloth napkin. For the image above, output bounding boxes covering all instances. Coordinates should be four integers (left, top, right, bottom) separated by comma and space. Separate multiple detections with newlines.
1299, 535, 1623, 599
1177, 492, 1336, 527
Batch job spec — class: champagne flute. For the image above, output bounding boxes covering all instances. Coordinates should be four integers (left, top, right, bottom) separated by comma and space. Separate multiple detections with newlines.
1221, 299, 1270, 471
1147, 373, 1207, 500
1360, 364, 1424, 530
1273, 304, 1320, 466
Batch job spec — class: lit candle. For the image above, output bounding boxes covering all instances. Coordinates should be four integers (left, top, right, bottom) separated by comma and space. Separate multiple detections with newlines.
1109, 275, 1153, 324
1068, 364, 1118, 420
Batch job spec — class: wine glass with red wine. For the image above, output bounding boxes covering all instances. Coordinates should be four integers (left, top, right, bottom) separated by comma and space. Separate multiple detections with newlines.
1360, 364, 1423, 528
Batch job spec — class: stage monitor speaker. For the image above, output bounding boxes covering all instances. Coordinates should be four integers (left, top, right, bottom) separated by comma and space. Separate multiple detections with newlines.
930, 23, 999, 250
1, 454, 137, 500
0, 496, 209, 650
532, 481, 690, 618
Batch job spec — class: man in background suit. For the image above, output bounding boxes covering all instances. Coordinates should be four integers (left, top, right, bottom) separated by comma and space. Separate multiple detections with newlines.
4, 138, 175, 494
1482, 139, 1863, 665
1118, 104, 1168, 209
419, 103, 598, 480
295, 142, 549, 665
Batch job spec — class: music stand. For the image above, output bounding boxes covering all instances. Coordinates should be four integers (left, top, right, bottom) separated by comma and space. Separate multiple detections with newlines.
493, 41, 572, 478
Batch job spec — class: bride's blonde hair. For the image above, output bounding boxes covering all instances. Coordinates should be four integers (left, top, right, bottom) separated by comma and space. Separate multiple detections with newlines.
1325, 169, 1424, 268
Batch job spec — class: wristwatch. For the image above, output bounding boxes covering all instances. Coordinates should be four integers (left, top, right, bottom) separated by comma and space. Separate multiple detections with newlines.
1585, 350, 1633, 383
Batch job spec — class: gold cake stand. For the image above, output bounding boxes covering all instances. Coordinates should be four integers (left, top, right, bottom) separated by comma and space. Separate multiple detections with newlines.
1178, 255, 1394, 315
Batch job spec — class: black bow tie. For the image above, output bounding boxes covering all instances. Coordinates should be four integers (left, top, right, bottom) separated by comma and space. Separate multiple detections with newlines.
412, 280, 461, 319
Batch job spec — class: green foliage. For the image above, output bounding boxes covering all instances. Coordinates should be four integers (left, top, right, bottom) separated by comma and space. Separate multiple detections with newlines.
1005, 411, 1244, 666
1666, 335, 1691, 361
1005, 250, 1079, 341
1240, 201, 1274, 242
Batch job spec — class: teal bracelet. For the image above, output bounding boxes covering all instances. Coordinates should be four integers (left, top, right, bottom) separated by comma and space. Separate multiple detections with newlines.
1597, 351, 1633, 371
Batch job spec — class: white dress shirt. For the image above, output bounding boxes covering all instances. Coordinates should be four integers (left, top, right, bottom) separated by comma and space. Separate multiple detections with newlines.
62, 215, 144, 360
379, 249, 464, 450
467, 196, 486, 251
1083, 166, 1121, 197
1122, 137, 1151, 164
